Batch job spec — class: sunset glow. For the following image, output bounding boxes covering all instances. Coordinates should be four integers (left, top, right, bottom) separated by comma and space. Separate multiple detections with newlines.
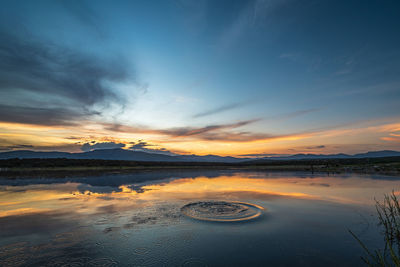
1, 1, 399, 157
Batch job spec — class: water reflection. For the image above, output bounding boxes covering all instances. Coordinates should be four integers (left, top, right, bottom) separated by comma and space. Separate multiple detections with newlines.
0, 171, 399, 266
1, 172, 398, 218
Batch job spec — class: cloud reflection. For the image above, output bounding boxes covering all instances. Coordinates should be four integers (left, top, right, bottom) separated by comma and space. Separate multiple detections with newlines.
1, 172, 399, 220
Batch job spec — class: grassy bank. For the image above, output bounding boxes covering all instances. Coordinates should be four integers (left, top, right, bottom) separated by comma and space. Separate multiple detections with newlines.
0, 157, 400, 178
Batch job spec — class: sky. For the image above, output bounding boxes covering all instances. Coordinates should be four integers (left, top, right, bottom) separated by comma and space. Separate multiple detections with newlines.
0, 0, 400, 157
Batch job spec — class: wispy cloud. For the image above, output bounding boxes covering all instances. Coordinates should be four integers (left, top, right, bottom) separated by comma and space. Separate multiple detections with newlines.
0, 143, 83, 152
0, 144, 34, 151
218, 0, 291, 49
305, 145, 325, 149
265, 108, 321, 121
101, 118, 321, 143
103, 119, 267, 141
192, 102, 248, 118
160, 119, 260, 137
380, 126, 400, 142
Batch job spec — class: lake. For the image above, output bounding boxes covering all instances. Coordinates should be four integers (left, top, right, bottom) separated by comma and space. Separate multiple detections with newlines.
0, 170, 399, 266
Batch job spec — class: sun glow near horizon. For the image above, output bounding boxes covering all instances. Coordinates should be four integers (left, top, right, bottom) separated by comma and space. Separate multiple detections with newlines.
0, 118, 399, 156
0, 1, 400, 156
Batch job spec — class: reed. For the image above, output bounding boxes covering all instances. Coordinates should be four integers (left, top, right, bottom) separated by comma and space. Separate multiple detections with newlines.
350, 191, 400, 266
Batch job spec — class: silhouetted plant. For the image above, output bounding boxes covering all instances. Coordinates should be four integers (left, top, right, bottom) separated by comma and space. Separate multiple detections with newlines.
350, 191, 400, 266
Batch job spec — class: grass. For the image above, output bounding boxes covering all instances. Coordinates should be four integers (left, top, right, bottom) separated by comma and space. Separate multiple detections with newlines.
350, 191, 400, 266
0, 157, 400, 178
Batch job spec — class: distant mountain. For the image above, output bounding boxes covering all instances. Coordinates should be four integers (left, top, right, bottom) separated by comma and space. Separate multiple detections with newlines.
352, 150, 400, 158
175, 154, 245, 163
0, 149, 247, 163
0, 149, 399, 162
257, 150, 400, 161
0, 150, 72, 159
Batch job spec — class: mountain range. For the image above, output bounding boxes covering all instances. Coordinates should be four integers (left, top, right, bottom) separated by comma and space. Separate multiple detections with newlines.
0, 149, 400, 162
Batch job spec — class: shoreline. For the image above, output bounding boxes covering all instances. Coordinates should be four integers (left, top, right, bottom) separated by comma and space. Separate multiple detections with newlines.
0, 157, 399, 178
1, 163, 399, 179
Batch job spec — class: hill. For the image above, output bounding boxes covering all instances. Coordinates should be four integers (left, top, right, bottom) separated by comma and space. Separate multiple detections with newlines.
0, 149, 399, 163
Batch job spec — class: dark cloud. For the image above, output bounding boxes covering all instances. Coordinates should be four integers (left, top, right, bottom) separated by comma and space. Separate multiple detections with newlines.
0, 143, 82, 152
65, 136, 83, 140
0, 144, 34, 151
101, 109, 323, 142
129, 140, 177, 156
305, 145, 326, 149
160, 119, 259, 137
130, 140, 155, 149
0, 105, 96, 126
102, 119, 275, 142
192, 102, 248, 118
0, 29, 134, 126
179, 131, 274, 142
7, 144, 34, 149
102, 118, 315, 142
81, 142, 126, 152
185, 108, 320, 138
309, 183, 330, 187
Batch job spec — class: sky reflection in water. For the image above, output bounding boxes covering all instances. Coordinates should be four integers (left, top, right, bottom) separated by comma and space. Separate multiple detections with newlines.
0, 171, 399, 266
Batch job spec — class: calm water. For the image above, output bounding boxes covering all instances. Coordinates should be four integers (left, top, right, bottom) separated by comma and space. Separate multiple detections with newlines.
0, 170, 399, 266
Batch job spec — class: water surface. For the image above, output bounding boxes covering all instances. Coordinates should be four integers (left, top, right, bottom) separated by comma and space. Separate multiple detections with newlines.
0, 170, 399, 266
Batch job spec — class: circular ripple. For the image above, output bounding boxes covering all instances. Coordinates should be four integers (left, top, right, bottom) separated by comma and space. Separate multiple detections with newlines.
88, 258, 118, 267
133, 247, 149, 255
181, 201, 264, 222
181, 258, 208, 267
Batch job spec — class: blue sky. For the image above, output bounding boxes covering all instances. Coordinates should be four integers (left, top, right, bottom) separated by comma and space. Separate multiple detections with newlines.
0, 0, 400, 155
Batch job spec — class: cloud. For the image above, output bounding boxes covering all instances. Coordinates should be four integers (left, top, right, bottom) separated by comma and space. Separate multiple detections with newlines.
0, 144, 34, 151
103, 119, 271, 142
102, 118, 316, 142
121, 108, 320, 142
129, 140, 177, 156
0, 143, 83, 152
305, 145, 325, 149
217, 0, 291, 49
101, 109, 321, 143
177, 131, 274, 142
192, 102, 248, 118
81, 142, 126, 152
0, 105, 96, 126
0, 29, 135, 126
130, 140, 155, 149
159, 119, 260, 137
381, 136, 400, 142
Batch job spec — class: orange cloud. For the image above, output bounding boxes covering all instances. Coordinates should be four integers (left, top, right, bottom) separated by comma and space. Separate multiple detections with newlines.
1, 117, 400, 156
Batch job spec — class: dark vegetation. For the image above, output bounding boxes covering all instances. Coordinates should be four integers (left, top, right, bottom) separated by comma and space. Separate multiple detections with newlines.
350, 192, 400, 266
0, 156, 400, 178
